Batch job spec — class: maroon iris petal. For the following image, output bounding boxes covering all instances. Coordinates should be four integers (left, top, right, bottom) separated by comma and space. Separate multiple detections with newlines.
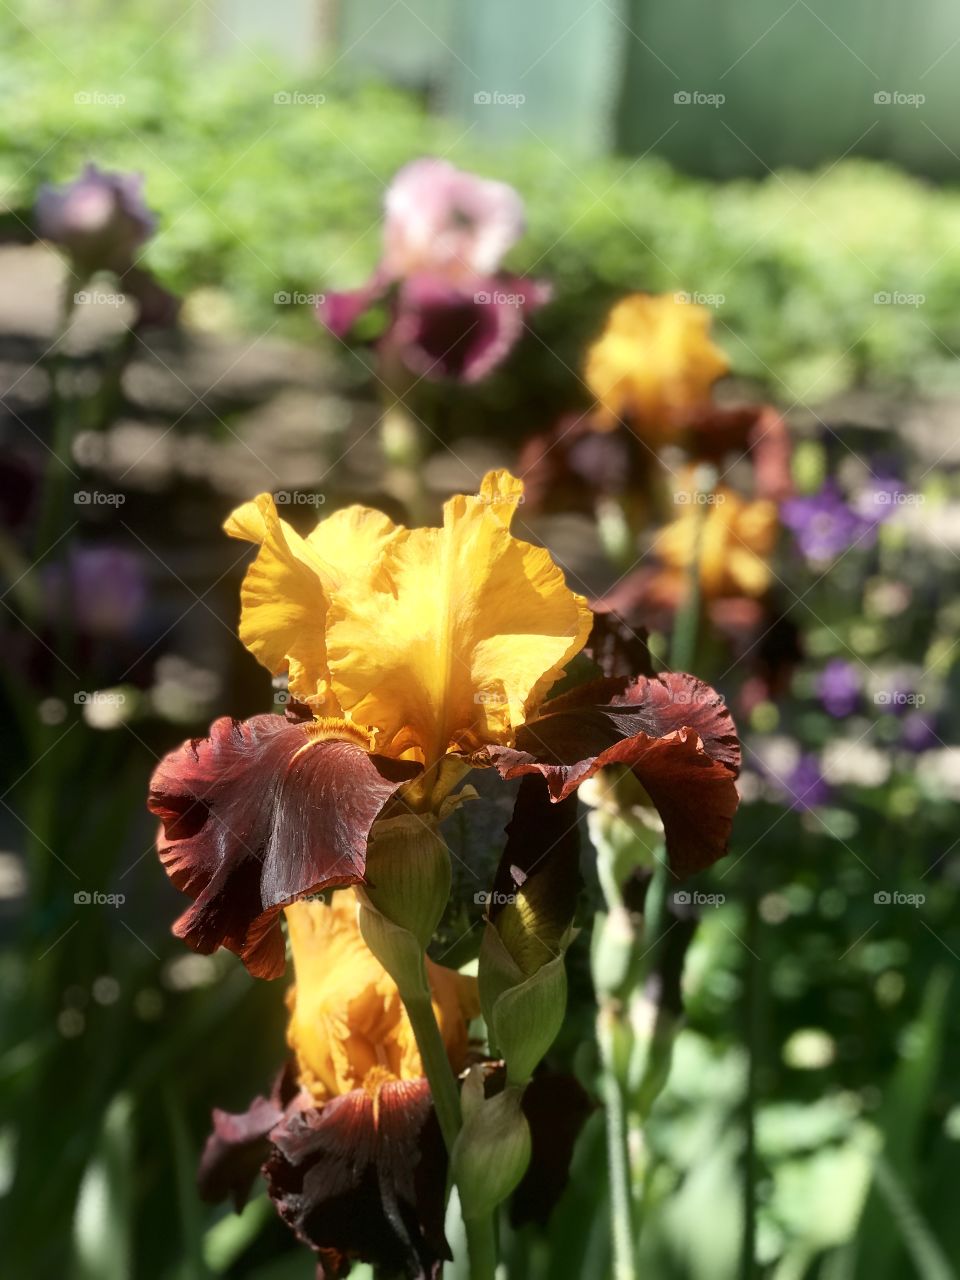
317, 273, 389, 338
682, 402, 794, 502
489, 775, 581, 949
486, 673, 740, 876
512, 1071, 593, 1227
198, 1094, 286, 1211
265, 1079, 449, 1280
390, 272, 550, 383
148, 715, 419, 978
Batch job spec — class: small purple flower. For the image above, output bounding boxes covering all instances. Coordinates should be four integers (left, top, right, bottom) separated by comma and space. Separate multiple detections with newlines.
317, 159, 549, 383
781, 480, 874, 563
901, 710, 939, 752
782, 753, 832, 811
45, 547, 147, 638
35, 164, 156, 276
818, 659, 861, 718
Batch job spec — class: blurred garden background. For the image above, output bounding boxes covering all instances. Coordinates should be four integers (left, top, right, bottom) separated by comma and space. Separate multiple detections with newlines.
1, 1, 959, 1277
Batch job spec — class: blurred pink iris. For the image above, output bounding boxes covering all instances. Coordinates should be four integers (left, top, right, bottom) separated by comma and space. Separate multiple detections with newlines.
319, 158, 550, 383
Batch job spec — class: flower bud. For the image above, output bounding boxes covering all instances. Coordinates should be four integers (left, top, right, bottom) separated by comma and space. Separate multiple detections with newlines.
590, 905, 639, 1000
451, 1086, 532, 1220
478, 778, 579, 1084
481, 941, 567, 1086
358, 813, 451, 951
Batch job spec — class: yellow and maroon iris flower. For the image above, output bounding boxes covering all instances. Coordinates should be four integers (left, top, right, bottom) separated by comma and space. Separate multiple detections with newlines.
198, 891, 473, 1277
148, 470, 740, 980
197, 891, 588, 1278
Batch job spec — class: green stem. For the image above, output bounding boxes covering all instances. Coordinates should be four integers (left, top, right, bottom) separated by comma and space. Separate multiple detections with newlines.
597, 1006, 637, 1280
401, 971, 498, 1280
399, 974, 462, 1154
464, 1214, 498, 1280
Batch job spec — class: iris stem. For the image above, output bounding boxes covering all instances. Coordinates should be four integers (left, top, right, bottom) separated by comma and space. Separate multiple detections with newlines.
399, 973, 463, 1154
597, 1005, 637, 1280
400, 968, 498, 1280
463, 1214, 498, 1280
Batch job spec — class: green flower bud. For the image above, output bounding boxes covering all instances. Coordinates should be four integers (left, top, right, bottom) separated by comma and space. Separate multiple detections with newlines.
451, 1086, 532, 1220
590, 905, 639, 1000
357, 900, 427, 999
489, 951, 567, 1087
358, 813, 451, 951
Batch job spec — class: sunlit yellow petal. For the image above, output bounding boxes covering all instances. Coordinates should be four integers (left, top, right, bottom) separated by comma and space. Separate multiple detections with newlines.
655, 487, 778, 598
224, 496, 398, 713
585, 292, 729, 436
284, 891, 474, 1103
324, 470, 592, 763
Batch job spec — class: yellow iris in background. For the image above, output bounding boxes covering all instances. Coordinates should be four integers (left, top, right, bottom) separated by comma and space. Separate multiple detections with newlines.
585, 292, 729, 436
655, 487, 779, 598
225, 469, 592, 768
285, 891, 477, 1104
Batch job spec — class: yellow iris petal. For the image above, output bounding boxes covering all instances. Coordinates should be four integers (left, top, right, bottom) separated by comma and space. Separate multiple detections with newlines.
224, 495, 397, 713
585, 292, 729, 436
655, 487, 779, 598
325, 470, 592, 763
284, 891, 474, 1103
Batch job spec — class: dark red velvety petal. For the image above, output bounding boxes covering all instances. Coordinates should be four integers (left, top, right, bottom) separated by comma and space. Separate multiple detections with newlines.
584, 607, 655, 681
148, 715, 418, 978
489, 776, 581, 959
486, 673, 740, 876
511, 1071, 593, 1227
316, 272, 389, 338
198, 1093, 286, 1211
390, 272, 550, 383
682, 403, 793, 502
265, 1079, 448, 1280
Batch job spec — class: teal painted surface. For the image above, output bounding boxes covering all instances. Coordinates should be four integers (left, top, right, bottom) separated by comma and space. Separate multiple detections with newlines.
336, 0, 960, 175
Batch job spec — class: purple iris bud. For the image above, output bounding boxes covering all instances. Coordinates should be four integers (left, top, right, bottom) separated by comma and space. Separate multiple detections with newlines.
781, 480, 875, 563
818, 659, 861, 718
35, 164, 156, 276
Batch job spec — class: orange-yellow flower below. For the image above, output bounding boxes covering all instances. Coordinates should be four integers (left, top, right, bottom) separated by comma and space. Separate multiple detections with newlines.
284, 891, 478, 1105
